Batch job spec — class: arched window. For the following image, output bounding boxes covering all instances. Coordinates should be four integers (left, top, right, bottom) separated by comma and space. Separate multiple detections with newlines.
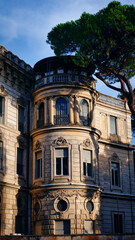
55, 98, 69, 125
37, 102, 44, 128
80, 99, 89, 126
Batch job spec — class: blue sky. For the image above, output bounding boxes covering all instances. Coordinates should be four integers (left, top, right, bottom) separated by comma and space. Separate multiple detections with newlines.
0, 0, 135, 96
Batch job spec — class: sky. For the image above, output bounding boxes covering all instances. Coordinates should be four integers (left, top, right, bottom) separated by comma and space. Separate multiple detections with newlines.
0, 0, 135, 97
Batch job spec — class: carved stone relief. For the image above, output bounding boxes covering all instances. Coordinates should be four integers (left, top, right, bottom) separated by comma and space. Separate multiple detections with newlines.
35, 140, 42, 150
54, 137, 68, 146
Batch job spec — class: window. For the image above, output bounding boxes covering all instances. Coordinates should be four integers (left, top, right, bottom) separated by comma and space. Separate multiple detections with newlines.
55, 98, 69, 125
18, 105, 24, 133
17, 148, 24, 176
111, 162, 120, 186
55, 148, 68, 176
55, 220, 70, 235
110, 116, 117, 135
0, 96, 4, 124
80, 99, 89, 126
37, 102, 44, 128
0, 141, 3, 170
113, 213, 123, 233
83, 149, 92, 177
35, 151, 42, 179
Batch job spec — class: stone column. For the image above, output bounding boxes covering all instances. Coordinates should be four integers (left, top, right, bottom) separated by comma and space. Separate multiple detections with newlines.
69, 96, 74, 124
44, 98, 47, 126
74, 96, 79, 124
49, 97, 54, 125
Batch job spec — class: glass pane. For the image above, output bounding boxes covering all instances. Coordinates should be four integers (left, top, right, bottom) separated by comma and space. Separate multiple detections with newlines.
63, 157, 68, 175
35, 152, 42, 179
87, 163, 92, 177
83, 150, 91, 163
83, 162, 86, 176
110, 116, 116, 134
56, 98, 67, 116
17, 148, 23, 175
56, 158, 61, 175
80, 100, 88, 117
39, 102, 44, 120
18, 106, 24, 132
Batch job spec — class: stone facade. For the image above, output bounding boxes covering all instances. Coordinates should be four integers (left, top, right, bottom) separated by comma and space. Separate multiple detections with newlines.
0, 47, 135, 236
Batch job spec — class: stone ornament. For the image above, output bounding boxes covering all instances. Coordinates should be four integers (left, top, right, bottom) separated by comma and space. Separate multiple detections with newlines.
0, 85, 8, 96
55, 137, 67, 146
35, 140, 41, 150
83, 138, 91, 147
110, 152, 119, 161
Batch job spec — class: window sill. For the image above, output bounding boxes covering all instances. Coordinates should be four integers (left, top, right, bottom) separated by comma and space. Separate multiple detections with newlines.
53, 175, 70, 182
110, 134, 119, 142
111, 185, 122, 192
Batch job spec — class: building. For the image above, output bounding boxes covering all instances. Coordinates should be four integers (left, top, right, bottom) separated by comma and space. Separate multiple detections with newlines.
0, 45, 135, 235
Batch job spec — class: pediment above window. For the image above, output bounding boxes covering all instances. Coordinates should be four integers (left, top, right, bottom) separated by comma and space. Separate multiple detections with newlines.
0, 85, 8, 96
35, 140, 42, 150
54, 137, 68, 146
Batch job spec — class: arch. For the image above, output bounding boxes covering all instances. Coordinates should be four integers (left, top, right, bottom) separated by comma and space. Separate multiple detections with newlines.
79, 99, 89, 126
55, 98, 69, 125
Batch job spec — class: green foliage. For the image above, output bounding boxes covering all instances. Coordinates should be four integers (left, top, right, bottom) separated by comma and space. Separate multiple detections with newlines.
47, 1, 135, 82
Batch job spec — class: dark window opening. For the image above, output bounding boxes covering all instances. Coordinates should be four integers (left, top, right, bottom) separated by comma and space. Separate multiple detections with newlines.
18, 106, 24, 133
17, 148, 24, 176
35, 151, 42, 179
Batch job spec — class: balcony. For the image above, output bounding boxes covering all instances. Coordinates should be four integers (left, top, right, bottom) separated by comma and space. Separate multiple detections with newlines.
54, 115, 69, 125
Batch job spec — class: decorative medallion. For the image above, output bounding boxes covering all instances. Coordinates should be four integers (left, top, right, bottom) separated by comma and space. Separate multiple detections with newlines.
55, 137, 67, 146
111, 153, 119, 161
83, 138, 91, 147
35, 140, 41, 150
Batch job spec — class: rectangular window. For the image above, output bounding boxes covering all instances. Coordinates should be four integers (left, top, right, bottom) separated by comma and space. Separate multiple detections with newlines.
113, 214, 123, 233
18, 105, 24, 133
56, 148, 68, 176
83, 149, 92, 177
0, 141, 3, 170
0, 96, 4, 124
111, 162, 120, 186
17, 148, 24, 176
55, 220, 70, 235
110, 116, 117, 135
35, 151, 42, 179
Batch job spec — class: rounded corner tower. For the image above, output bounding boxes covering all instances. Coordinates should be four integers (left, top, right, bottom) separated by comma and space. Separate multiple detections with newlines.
30, 56, 102, 235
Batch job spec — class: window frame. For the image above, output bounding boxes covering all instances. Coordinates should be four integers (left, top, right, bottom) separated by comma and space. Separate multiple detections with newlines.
55, 148, 68, 176
83, 149, 92, 177
80, 139, 95, 182
0, 96, 4, 124
51, 138, 71, 182
37, 101, 44, 128
17, 147, 24, 176
79, 99, 89, 126
110, 115, 117, 135
35, 151, 43, 180
18, 105, 25, 133
109, 153, 122, 190
112, 212, 124, 234
54, 97, 69, 125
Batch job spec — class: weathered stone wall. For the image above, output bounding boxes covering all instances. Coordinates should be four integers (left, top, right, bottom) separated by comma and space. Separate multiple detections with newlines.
0, 234, 135, 240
